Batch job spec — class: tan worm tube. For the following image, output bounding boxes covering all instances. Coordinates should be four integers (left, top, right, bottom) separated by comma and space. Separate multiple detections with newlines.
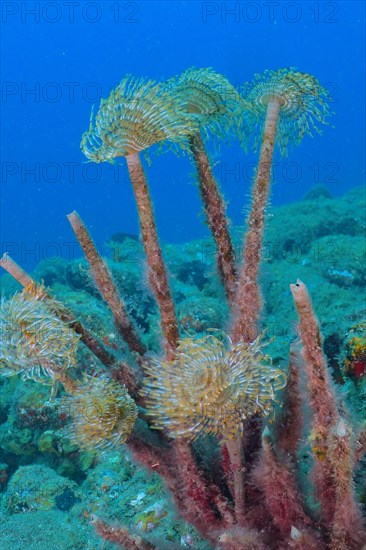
0, 252, 33, 287
189, 133, 237, 307
226, 99, 281, 525
126, 153, 179, 359
290, 279, 366, 546
67, 210, 146, 357
225, 435, 246, 527
231, 99, 281, 344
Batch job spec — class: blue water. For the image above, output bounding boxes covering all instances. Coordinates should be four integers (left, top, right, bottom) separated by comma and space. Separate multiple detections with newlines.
1, 0, 365, 270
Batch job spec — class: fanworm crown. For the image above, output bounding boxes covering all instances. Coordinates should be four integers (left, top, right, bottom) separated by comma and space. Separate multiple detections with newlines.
0, 288, 80, 384
60, 376, 138, 451
164, 67, 245, 142
242, 67, 332, 154
80, 75, 198, 162
141, 334, 286, 440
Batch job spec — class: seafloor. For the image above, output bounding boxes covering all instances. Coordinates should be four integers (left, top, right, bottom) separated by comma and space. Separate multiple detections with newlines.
0, 185, 365, 549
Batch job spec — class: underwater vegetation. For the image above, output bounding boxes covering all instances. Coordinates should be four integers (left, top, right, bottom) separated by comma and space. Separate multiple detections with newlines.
1, 68, 365, 549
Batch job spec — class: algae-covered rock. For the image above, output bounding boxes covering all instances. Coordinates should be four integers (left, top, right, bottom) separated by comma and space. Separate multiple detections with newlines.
32, 256, 69, 288
5, 464, 81, 514
0, 425, 34, 456
307, 234, 366, 287
0, 510, 101, 550
260, 186, 365, 259
37, 430, 60, 454
178, 295, 228, 334
0, 380, 58, 458
79, 449, 209, 548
